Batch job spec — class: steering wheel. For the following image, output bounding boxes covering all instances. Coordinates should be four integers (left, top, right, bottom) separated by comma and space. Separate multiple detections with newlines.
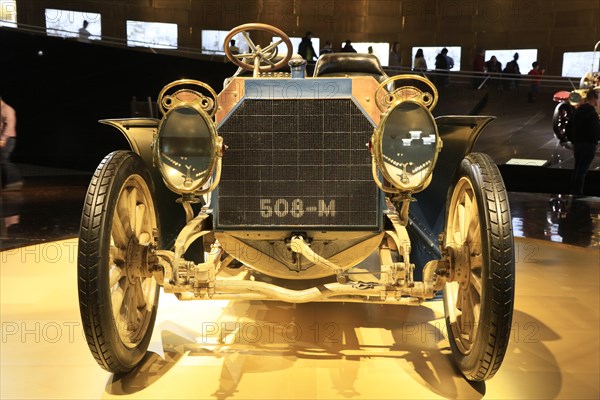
223, 23, 293, 76
375, 74, 439, 112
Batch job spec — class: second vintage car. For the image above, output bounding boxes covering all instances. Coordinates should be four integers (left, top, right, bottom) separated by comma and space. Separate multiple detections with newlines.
552, 40, 600, 141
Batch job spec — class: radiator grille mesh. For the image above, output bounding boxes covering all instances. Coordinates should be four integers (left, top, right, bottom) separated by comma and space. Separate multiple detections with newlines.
217, 98, 379, 228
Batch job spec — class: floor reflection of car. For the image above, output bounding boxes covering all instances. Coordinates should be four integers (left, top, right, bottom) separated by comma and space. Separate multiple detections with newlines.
76, 23, 515, 382
548, 194, 594, 248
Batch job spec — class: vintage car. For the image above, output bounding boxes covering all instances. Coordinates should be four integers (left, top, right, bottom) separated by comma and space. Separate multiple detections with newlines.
552, 41, 600, 142
77, 23, 514, 382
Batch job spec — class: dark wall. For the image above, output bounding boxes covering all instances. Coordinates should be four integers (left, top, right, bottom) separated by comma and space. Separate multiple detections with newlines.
1, 29, 237, 171
13, 0, 600, 75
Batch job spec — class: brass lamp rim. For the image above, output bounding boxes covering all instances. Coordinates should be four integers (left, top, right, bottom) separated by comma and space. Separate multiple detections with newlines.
372, 99, 441, 194
154, 103, 222, 195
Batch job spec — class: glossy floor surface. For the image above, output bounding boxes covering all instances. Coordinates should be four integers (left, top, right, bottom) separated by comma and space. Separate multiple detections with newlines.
1, 237, 598, 399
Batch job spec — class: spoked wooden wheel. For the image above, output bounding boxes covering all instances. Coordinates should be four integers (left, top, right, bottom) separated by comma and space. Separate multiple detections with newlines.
443, 153, 514, 381
78, 151, 160, 373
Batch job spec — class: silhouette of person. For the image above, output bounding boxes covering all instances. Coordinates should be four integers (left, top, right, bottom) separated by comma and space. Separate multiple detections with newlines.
435, 48, 452, 87
389, 42, 401, 66
527, 61, 545, 102
78, 20, 91, 42
229, 39, 240, 55
0, 99, 24, 190
341, 40, 357, 53
472, 48, 486, 88
320, 40, 333, 55
570, 89, 600, 195
298, 31, 317, 61
485, 55, 502, 88
413, 48, 427, 72
503, 52, 521, 89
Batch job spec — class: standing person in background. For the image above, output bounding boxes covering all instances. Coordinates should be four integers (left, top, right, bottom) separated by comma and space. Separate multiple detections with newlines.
298, 31, 317, 61
319, 40, 333, 55
527, 61, 544, 102
0, 99, 24, 190
341, 39, 357, 53
389, 42, 402, 67
413, 48, 427, 72
484, 55, 502, 89
473, 48, 486, 88
229, 39, 240, 55
503, 52, 521, 89
434, 48, 449, 87
443, 48, 454, 71
570, 89, 600, 195
78, 20, 91, 43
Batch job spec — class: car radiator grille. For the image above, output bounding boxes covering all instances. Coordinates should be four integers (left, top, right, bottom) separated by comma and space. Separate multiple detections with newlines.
216, 98, 379, 229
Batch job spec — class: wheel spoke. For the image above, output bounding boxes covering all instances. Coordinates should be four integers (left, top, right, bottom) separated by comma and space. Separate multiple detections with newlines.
109, 243, 127, 264
471, 252, 483, 270
134, 203, 146, 239
445, 282, 459, 324
109, 265, 125, 288
262, 39, 283, 54
470, 270, 482, 295
466, 197, 479, 241
128, 187, 138, 235
134, 278, 147, 311
469, 283, 481, 312
234, 52, 254, 59
460, 289, 474, 338
112, 211, 129, 248
468, 284, 481, 342
111, 283, 125, 322
115, 190, 132, 244
452, 203, 463, 246
123, 284, 139, 332
262, 57, 276, 66
458, 202, 466, 241
242, 31, 257, 52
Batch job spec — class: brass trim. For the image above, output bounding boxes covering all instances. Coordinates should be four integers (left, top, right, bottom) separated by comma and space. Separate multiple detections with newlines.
375, 74, 439, 112
157, 79, 218, 117
351, 77, 381, 125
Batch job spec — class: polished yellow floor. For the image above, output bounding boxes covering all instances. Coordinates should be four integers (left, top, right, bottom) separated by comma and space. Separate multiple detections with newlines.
1, 238, 598, 399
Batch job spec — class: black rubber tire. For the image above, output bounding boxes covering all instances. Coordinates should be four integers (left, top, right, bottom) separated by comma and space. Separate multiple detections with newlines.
78, 151, 160, 374
552, 102, 573, 142
443, 153, 514, 381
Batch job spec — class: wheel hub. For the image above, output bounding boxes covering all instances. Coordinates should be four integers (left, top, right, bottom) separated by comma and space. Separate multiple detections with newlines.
125, 236, 148, 284
449, 244, 471, 290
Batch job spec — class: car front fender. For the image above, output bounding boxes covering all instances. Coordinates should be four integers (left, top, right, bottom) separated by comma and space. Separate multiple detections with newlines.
99, 118, 159, 168
408, 115, 495, 268
99, 117, 184, 248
